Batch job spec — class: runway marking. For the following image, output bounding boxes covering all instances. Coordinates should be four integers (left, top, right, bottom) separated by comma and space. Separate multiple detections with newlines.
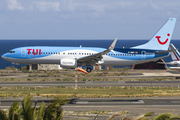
76, 101, 89, 104
132, 100, 144, 103
63, 105, 180, 111
75, 100, 144, 104
171, 101, 180, 103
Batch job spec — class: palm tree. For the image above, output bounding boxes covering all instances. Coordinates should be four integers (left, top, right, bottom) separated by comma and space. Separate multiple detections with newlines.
37, 102, 45, 120
21, 95, 68, 120
0, 95, 68, 120
9, 102, 22, 120
21, 95, 36, 120
0, 109, 8, 120
43, 98, 68, 120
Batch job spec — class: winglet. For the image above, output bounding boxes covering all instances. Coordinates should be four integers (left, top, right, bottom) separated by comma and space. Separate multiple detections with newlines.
108, 38, 117, 50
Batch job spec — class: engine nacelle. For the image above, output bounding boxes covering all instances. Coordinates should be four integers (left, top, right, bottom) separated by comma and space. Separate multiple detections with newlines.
60, 58, 77, 68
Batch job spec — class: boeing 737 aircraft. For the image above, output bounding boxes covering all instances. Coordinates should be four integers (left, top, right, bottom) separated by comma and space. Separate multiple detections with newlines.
1, 18, 177, 73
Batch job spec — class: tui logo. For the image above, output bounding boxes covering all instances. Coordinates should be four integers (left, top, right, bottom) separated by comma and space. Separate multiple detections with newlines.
27, 49, 41, 55
156, 33, 170, 45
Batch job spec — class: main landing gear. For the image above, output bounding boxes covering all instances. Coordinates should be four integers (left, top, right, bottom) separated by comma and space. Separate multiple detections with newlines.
86, 67, 92, 73
18, 67, 21, 70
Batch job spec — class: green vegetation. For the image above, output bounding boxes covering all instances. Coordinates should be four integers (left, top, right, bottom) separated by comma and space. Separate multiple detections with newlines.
154, 113, 180, 120
0, 86, 180, 98
5, 66, 17, 70
0, 95, 68, 120
20, 66, 27, 70
28, 71, 129, 77
0, 77, 175, 82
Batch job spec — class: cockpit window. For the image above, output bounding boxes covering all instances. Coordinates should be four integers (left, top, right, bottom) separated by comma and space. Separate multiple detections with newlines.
9, 51, 15, 53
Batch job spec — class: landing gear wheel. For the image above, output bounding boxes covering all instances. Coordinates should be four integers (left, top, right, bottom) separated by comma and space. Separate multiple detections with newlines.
86, 67, 92, 73
18, 67, 21, 71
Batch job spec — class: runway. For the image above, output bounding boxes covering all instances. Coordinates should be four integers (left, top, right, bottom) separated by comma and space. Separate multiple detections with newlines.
0, 80, 180, 87
0, 97, 180, 114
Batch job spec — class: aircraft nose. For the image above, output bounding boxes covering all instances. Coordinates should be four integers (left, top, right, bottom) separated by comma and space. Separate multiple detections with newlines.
1, 53, 7, 60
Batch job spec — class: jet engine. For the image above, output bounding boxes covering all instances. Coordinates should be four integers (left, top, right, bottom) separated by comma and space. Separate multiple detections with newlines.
60, 58, 77, 68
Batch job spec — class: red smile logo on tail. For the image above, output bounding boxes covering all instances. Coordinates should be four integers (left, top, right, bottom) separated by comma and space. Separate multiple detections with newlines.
156, 33, 170, 45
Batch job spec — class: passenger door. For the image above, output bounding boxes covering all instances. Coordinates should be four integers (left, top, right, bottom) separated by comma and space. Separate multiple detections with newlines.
21, 49, 26, 57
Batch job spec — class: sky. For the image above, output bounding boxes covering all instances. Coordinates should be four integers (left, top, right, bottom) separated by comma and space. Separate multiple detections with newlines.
0, 0, 180, 40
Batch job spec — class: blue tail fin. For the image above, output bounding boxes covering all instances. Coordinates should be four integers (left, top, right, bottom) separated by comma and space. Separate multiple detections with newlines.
132, 18, 176, 50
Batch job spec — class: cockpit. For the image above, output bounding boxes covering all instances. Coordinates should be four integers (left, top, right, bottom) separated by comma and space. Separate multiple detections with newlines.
9, 51, 15, 53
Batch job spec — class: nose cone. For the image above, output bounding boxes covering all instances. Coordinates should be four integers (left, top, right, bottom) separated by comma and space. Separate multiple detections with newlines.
1, 54, 5, 59
1, 53, 8, 60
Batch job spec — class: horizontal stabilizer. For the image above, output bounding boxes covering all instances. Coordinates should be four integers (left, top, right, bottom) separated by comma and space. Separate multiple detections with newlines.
155, 49, 177, 54
169, 67, 180, 69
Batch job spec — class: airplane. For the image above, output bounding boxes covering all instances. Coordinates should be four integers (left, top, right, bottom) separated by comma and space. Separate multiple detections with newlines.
1, 18, 177, 73
166, 43, 180, 69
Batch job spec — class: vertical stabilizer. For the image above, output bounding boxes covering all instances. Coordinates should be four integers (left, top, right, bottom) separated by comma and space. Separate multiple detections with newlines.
169, 43, 180, 61
132, 18, 176, 50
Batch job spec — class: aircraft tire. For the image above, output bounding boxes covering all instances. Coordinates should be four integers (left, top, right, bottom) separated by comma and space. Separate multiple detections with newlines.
86, 67, 92, 73
18, 67, 21, 71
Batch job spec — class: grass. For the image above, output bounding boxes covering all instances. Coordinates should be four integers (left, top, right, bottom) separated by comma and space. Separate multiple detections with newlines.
0, 77, 176, 82
0, 86, 180, 98
27, 71, 129, 77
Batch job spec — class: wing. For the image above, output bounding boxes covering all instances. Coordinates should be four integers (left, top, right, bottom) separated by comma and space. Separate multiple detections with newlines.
77, 38, 117, 65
